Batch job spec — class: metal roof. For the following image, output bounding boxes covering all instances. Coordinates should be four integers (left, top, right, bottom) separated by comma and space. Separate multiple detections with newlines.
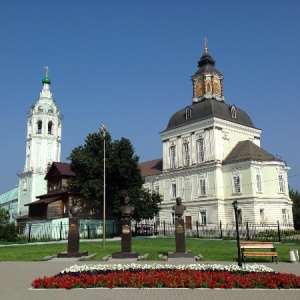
139, 158, 162, 177
165, 99, 255, 131
223, 140, 280, 165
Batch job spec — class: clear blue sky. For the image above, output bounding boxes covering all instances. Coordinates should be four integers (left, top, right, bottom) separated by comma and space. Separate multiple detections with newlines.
1, 0, 300, 193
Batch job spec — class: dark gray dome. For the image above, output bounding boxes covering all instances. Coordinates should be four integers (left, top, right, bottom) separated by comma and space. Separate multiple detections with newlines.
194, 50, 221, 77
165, 99, 255, 131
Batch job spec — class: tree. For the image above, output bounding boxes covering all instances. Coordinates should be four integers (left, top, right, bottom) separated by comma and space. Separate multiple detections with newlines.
0, 207, 9, 224
131, 191, 162, 222
68, 131, 162, 221
290, 189, 300, 229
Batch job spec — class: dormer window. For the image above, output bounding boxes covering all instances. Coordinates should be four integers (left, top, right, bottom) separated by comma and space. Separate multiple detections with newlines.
230, 105, 237, 118
37, 120, 42, 134
185, 106, 192, 120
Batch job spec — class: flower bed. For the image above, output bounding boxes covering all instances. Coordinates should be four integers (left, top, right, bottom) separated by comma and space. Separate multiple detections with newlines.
31, 263, 300, 289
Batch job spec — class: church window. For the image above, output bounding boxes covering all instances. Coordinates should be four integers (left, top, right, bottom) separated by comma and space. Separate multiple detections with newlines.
38, 106, 43, 112
256, 172, 262, 192
232, 171, 241, 193
170, 145, 176, 169
48, 121, 53, 134
185, 107, 192, 119
23, 179, 27, 190
200, 211, 206, 225
198, 177, 207, 196
171, 182, 177, 198
230, 106, 237, 118
197, 138, 205, 163
48, 108, 53, 113
37, 120, 42, 134
206, 80, 212, 93
171, 212, 176, 225
183, 141, 190, 166
278, 174, 285, 193
282, 209, 288, 224
260, 209, 265, 224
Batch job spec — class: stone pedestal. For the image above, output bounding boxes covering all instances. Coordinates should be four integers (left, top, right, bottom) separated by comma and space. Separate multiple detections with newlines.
168, 217, 194, 258
112, 219, 138, 259
57, 218, 88, 258
175, 217, 185, 252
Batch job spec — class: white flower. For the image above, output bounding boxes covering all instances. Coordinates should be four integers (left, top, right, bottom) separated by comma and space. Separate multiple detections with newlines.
60, 263, 274, 275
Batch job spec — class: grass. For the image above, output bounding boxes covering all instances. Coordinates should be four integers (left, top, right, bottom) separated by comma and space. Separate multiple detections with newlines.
0, 237, 298, 262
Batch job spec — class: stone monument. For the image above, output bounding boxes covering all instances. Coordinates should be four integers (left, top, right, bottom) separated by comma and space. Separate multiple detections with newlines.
112, 196, 139, 258
57, 198, 88, 258
168, 197, 193, 258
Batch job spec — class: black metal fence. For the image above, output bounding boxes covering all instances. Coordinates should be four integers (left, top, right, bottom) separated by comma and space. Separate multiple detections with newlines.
0, 220, 299, 244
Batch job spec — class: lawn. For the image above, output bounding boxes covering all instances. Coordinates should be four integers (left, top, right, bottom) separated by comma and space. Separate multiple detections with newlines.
0, 237, 297, 262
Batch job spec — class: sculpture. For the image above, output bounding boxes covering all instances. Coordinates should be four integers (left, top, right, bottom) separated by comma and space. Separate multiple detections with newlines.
69, 198, 81, 219
172, 197, 186, 218
120, 196, 135, 219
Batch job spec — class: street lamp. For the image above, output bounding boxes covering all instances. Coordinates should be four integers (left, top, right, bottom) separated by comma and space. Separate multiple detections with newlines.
232, 200, 242, 267
100, 124, 107, 249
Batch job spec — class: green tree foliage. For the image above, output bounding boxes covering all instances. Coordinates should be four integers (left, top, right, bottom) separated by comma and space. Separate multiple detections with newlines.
0, 207, 9, 224
68, 131, 162, 221
0, 208, 18, 242
132, 191, 162, 222
290, 189, 300, 229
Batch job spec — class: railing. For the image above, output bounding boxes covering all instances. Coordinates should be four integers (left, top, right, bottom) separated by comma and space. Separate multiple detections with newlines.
0, 220, 299, 244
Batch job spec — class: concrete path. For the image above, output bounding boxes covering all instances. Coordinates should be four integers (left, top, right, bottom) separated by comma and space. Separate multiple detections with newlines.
1, 258, 300, 300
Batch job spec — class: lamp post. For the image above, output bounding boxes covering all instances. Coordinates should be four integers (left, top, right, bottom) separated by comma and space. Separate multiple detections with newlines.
232, 200, 242, 267
100, 124, 106, 249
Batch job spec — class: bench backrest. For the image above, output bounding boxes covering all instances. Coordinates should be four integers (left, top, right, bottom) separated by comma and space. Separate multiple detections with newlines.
240, 242, 274, 249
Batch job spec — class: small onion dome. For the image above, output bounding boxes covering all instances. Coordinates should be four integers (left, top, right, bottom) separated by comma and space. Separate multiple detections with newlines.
42, 76, 51, 84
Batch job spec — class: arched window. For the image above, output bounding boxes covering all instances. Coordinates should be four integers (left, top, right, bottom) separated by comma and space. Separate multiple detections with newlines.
170, 144, 176, 169
183, 140, 190, 166
48, 121, 53, 134
230, 106, 237, 118
197, 138, 205, 163
37, 120, 42, 134
185, 106, 192, 120
206, 80, 212, 93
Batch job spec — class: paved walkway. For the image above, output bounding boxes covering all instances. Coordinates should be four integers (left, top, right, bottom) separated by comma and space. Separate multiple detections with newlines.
1, 258, 300, 300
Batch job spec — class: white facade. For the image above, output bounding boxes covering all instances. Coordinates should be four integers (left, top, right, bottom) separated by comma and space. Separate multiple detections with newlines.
17, 70, 63, 215
143, 46, 293, 227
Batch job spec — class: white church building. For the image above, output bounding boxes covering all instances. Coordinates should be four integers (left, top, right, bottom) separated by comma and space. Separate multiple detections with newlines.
17, 67, 63, 217
140, 44, 293, 227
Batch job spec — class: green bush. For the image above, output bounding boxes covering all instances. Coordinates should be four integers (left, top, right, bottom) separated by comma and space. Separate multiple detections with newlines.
0, 223, 18, 242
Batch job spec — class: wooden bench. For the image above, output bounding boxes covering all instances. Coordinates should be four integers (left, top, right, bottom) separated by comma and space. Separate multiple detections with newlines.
240, 241, 277, 263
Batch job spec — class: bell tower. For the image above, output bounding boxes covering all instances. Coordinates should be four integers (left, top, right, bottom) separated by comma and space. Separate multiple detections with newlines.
17, 67, 63, 216
192, 37, 224, 103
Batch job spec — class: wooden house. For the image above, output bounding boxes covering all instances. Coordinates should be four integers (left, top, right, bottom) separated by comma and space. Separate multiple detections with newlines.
26, 162, 100, 221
